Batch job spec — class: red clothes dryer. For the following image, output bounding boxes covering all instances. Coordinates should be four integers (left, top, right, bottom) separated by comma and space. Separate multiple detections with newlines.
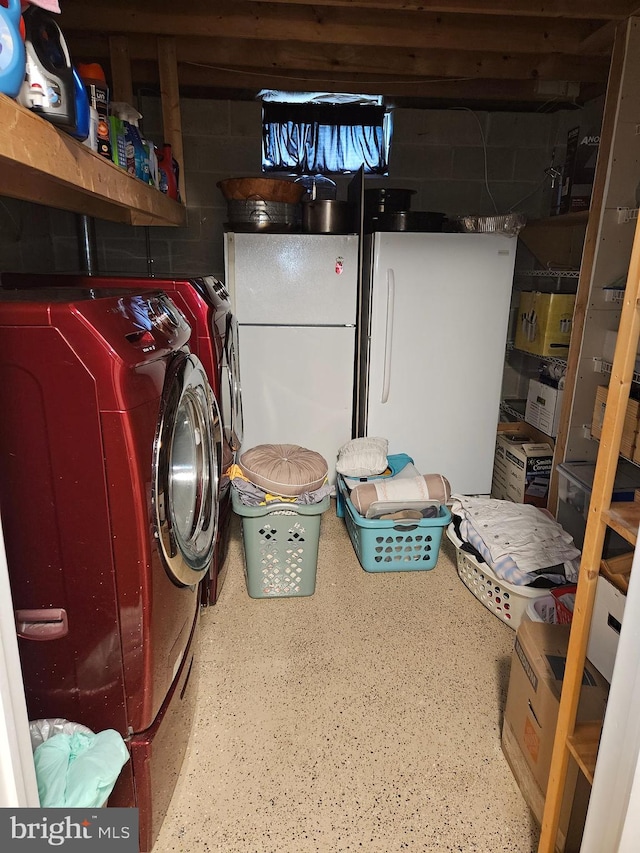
2, 272, 243, 605
0, 288, 222, 851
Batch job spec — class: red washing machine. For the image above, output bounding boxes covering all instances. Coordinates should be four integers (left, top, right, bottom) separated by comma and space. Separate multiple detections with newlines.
2, 272, 243, 606
0, 288, 222, 851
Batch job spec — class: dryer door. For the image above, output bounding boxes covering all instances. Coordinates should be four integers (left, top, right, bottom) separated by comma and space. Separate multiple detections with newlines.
222, 314, 244, 452
154, 352, 221, 586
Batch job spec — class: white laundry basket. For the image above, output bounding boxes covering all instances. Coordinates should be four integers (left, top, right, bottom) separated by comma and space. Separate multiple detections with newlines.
446, 524, 554, 629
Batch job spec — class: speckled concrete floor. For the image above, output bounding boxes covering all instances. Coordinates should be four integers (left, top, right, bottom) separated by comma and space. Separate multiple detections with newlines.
153, 501, 539, 853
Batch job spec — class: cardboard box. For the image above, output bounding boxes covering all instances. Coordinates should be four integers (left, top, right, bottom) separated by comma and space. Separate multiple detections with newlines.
586, 575, 626, 683
504, 621, 609, 794
493, 425, 553, 506
504, 444, 553, 507
592, 385, 640, 459
502, 716, 589, 851
525, 378, 564, 437
558, 126, 579, 216
558, 126, 599, 215
570, 129, 599, 213
515, 291, 576, 357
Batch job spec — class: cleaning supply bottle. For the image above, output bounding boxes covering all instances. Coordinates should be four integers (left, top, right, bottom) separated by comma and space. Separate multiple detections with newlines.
0, 0, 26, 98
71, 66, 90, 141
18, 5, 76, 132
76, 62, 111, 159
147, 141, 159, 189
156, 143, 179, 200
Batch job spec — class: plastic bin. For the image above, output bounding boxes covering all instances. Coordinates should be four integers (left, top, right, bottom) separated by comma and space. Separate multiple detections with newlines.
232, 488, 330, 598
556, 460, 640, 554
522, 594, 558, 624
557, 460, 640, 518
338, 475, 451, 572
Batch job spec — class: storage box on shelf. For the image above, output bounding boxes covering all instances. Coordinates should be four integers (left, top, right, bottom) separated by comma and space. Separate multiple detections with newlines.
525, 378, 564, 438
514, 291, 576, 357
586, 575, 626, 683
556, 460, 640, 555
445, 524, 553, 629
231, 489, 330, 598
337, 476, 451, 573
591, 385, 640, 459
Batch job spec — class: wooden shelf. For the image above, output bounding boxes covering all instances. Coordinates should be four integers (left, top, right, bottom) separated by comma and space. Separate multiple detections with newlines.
603, 501, 640, 547
566, 721, 603, 785
0, 94, 186, 227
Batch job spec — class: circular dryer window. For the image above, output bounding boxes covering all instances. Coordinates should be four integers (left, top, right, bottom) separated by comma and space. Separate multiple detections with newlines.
154, 352, 222, 586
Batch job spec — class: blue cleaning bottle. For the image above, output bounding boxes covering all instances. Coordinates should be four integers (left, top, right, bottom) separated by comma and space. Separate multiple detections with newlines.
71, 66, 90, 141
0, 0, 26, 98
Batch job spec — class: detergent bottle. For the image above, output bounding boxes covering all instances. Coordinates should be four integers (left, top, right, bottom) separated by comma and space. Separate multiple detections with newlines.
71, 66, 90, 141
18, 5, 76, 132
0, 0, 27, 98
157, 143, 179, 200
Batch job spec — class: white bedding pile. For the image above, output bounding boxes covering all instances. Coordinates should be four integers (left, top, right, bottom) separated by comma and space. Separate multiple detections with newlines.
451, 494, 581, 586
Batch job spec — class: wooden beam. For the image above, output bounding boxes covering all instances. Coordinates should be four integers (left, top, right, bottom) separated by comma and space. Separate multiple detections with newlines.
157, 36, 186, 205
59, 0, 633, 23
59, 1, 607, 56
125, 59, 590, 107
244, 0, 637, 18
108, 36, 134, 105
65, 34, 611, 84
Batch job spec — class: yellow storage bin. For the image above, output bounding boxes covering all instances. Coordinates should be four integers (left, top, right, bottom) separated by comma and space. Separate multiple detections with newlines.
515, 291, 576, 357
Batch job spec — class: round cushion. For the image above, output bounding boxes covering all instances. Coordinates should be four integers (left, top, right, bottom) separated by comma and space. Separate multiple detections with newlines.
239, 444, 328, 497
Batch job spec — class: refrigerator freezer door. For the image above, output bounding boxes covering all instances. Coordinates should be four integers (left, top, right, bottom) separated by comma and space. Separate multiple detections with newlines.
365, 232, 515, 495
225, 233, 358, 325
237, 324, 355, 479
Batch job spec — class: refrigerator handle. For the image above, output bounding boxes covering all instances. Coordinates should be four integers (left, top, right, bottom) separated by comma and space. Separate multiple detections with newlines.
381, 269, 395, 404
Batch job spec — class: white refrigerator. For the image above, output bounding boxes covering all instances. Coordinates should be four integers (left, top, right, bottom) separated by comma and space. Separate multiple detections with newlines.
356, 231, 516, 495
224, 232, 358, 478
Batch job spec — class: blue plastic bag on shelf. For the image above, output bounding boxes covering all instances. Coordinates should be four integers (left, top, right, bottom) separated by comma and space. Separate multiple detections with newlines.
29, 718, 129, 808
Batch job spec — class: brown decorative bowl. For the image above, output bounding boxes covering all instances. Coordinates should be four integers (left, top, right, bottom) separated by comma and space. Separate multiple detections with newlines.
217, 177, 305, 204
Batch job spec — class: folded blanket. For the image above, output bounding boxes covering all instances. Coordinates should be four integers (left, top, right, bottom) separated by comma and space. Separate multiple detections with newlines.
351, 473, 450, 515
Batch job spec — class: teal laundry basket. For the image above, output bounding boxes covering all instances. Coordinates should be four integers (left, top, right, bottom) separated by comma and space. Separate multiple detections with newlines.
232, 489, 330, 598
337, 475, 451, 573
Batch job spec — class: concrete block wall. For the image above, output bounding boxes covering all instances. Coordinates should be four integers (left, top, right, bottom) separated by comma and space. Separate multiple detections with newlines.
0, 97, 597, 280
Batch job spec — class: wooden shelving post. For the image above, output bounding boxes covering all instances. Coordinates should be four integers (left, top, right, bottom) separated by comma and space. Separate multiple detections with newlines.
538, 190, 640, 853
157, 36, 187, 205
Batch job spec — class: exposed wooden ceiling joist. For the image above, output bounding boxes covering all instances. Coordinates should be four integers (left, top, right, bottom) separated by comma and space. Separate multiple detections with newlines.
65, 34, 610, 83
58, 0, 633, 111
128, 59, 586, 108
60, 2, 606, 54
181, 0, 640, 18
